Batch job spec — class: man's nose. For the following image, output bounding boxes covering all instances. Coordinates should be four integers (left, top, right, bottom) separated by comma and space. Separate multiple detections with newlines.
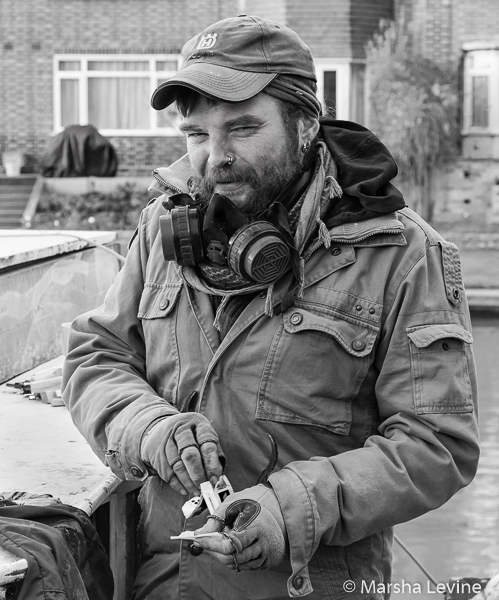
207, 140, 232, 169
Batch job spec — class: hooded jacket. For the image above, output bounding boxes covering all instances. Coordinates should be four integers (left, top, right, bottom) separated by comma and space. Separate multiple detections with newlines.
62, 120, 479, 600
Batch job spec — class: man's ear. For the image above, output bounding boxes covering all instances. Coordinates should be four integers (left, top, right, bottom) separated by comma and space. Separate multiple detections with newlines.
298, 116, 320, 146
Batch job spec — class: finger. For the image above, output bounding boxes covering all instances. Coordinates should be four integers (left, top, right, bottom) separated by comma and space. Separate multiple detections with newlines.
192, 535, 235, 555
236, 555, 266, 570
235, 543, 266, 569
167, 473, 189, 497
203, 549, 264, 572
199, 441, 223, 482
195, 515, 225, 535
172, 459, 200, 495
180, 446, 209, 489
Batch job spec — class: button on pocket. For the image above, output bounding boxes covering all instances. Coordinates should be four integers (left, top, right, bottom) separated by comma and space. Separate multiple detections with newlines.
352, 339, 366, 351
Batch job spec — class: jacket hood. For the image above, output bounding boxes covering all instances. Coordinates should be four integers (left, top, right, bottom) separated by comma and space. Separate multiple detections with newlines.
319, 118, 406, 227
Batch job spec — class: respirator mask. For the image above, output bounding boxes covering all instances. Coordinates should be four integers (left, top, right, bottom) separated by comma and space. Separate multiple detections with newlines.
160, 192, 292, 285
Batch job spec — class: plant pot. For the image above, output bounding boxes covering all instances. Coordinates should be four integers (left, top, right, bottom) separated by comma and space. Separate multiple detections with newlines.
2, 151, 24, 176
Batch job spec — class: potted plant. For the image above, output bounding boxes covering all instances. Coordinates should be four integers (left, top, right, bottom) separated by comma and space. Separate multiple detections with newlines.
2, 149, 25, 176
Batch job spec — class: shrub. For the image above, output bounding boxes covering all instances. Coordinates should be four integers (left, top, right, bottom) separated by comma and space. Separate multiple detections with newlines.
366, 18, 460, 222
32, 183, 151, 230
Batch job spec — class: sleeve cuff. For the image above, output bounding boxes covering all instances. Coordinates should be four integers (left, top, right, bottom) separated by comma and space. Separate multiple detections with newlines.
269, 468, 317, 597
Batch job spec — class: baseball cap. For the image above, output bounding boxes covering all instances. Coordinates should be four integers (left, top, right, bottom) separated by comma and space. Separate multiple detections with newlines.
151, 15, 317, 110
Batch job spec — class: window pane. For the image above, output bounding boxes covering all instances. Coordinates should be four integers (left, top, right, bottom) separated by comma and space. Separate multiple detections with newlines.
156, 60, 178, 71
88, 61, 149, 71
59, 60, 81, 71
88, 78, 149, 129
472, 75, 489, 127
61, 79, 79, 126
323, 71, 336, 116
156, 78, 180, 129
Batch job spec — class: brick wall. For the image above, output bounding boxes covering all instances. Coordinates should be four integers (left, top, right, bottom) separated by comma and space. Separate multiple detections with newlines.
452, 0, 499, 56
0, 0, 236, 173
286, 0, 352, 58
396, 0, 499, 65
242, 0, 287, 24
350, 0, 394, 59
246, 0, 393, 59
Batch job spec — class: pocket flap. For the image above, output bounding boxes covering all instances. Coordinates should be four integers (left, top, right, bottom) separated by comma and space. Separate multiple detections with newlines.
407, 323, 473, 348
138, 282, 182, 319
283, 309, 378, 357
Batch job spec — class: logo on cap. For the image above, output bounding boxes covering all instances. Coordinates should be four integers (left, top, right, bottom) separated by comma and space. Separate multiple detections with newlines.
197, 33, 218, 50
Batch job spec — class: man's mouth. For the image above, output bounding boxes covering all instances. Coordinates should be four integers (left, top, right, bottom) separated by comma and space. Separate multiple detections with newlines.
213, 181, 248, 194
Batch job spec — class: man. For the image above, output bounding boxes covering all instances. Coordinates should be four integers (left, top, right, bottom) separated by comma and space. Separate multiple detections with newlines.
62, 15, 479, 600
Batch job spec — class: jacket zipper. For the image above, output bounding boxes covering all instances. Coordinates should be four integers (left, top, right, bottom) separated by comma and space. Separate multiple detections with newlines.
303, 228, 403, 262
151, 170, 184, 196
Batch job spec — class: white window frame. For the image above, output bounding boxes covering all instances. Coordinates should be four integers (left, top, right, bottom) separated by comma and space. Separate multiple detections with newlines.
462, 43, 499, 135
314, 60, 351, 120
53, 54, 183, 136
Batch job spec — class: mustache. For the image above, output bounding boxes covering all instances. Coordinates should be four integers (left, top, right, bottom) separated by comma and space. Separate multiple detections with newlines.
199, 166, 259, 190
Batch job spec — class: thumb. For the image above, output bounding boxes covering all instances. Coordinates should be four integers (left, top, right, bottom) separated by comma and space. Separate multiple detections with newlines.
195, 513, 225, 535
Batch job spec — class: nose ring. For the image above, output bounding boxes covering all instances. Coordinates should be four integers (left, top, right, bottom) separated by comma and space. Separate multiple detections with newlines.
227, 154, 233, 166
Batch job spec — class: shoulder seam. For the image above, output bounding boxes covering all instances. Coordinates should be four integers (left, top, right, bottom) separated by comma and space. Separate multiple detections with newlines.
398, 208, 441, 248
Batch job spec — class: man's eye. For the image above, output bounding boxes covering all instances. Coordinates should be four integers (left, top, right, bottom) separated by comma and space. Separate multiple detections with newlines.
232, 126, 256, 133
187, 132, 207, 138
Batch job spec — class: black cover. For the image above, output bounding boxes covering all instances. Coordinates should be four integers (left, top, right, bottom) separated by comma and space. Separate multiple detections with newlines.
41, 124, 118, 177
0, 502, 114, 600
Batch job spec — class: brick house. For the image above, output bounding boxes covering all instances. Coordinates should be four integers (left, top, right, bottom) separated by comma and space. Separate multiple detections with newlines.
2, 0, 497, 175
0, 0, 236, 174
0, 0, 393, 174
396, 0, 499, 161
391, 0, 499, 225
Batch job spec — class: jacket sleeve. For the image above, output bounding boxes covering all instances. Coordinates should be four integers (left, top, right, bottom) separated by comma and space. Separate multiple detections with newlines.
269, 239, 480, 597
62, 202, 180, 481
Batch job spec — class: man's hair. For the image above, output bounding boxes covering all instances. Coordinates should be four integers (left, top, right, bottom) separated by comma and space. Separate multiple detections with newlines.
174, 74, 321, 134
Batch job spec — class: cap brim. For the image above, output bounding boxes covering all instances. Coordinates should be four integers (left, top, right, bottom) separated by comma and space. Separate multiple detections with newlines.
151, 63, 278, 110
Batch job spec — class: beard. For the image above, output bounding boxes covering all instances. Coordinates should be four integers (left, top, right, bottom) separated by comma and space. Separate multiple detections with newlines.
191, 131, 303, 216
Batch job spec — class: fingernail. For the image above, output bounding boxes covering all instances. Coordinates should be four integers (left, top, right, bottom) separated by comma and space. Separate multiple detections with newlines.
180, 489, 187, 496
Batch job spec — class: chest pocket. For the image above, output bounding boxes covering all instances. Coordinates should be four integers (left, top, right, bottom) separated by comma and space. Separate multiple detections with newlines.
137, 282, 183, 401
256, 302, 379, 435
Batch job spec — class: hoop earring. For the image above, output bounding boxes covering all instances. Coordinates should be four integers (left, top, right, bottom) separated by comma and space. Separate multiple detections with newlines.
301, 140, 311, 154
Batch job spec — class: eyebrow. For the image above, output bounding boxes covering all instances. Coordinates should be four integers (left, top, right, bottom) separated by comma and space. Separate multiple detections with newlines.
178, 123, 204, 134
178, 114, 266, 133
225, 115, 266, 128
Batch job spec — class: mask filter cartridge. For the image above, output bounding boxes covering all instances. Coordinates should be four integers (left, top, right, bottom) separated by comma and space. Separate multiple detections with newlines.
160, 205, 204, 266
159, 194, 291, 284
228, 222, 290, 284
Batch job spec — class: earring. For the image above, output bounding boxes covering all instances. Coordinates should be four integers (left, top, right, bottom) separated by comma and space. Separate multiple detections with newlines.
301, 140, 311, 154
227, 154, 233, 165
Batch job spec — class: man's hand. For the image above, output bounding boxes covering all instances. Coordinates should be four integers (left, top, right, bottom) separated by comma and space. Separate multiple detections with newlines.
140, 413, 224, 495
192, 485, 287, 570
